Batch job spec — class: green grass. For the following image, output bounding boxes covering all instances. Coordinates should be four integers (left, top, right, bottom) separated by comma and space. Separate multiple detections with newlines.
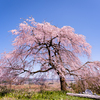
0, 89, 95, 100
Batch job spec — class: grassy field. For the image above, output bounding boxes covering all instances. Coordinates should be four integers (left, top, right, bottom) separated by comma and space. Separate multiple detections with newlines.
0, 90, 95, 100
0, 84, 95, 100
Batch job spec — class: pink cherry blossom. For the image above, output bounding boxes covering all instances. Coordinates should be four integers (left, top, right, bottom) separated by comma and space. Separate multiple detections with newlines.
0, 17, 100, 91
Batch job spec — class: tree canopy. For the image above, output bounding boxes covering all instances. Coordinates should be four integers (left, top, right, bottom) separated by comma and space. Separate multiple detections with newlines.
0, 17, 100, 91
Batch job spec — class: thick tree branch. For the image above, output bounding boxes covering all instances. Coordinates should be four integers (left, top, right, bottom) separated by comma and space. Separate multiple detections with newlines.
71, 61, 94, 72
22, 67, 53, 75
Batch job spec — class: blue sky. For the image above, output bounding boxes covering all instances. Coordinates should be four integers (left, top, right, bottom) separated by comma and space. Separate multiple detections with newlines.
0, 0, 100, 62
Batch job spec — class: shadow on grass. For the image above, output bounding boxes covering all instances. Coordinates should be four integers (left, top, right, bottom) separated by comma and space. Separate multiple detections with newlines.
0, 85, 14, 97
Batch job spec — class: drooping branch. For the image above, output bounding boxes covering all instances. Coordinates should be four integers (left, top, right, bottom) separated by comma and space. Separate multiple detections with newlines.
71, 61, 95, 72
21, 67, 53, 75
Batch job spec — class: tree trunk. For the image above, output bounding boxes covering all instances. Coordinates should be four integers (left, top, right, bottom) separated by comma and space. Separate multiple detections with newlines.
9, 81, 12, 91
60, 76, 67, 91
56, 70, 67, 91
